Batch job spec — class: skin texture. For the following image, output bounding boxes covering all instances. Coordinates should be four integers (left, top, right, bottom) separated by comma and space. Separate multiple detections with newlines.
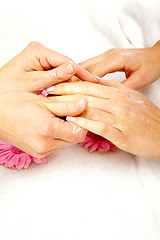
0, 41, 97, 156
49, 80, 160, 159
0, 41, 97, 95
79, 40, 160, 90
0, 92, 88, 158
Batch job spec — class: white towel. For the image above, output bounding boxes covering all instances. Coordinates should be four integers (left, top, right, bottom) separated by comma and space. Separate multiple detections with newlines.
0, 0, 160, 239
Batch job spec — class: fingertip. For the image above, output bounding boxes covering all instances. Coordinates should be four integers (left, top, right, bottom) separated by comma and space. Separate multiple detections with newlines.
65, 63, 75, 76
66, 116, 77, 123
75, 65, 97, 83
46, 86, 55, 93
77, 97, 88, 112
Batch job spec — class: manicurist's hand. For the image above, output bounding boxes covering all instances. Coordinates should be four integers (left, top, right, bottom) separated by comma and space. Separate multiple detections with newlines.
0, 92, 88, 158
79, 40, 160, 90
48, 80, 160, 159
0, 41, 96, 95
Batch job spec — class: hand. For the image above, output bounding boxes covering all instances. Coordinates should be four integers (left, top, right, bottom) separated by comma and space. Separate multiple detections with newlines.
0, 92, 88, 158
49, 81, 160, 159
79, 40, 160, 90
0, 41, 96, 95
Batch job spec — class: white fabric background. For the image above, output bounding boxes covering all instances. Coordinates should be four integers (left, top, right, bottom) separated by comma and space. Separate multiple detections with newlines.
0, 0, 160, 239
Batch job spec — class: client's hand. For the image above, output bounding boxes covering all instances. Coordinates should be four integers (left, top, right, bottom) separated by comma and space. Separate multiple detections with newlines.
0, 41, 96, 95
0, 92, 88, 158
49, 81, 160, 159
79, 40, 160, 90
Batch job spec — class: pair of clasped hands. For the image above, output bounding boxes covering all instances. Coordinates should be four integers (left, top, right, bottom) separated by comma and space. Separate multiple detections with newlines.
0, 41, 160, 160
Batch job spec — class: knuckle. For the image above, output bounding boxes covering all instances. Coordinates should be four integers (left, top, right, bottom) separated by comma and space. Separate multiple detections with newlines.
80, 81, 90, 92
52, 69, 61, 80
98, 123, 108, 137
83, 107, 94, 118
28, 41, 40, 48
113, 92, 128, 111
105, 48, 119, 56
26, 41, 42, 53
33, 141, 48, 154
39, 120, 51, 136
104, 48, 123, 62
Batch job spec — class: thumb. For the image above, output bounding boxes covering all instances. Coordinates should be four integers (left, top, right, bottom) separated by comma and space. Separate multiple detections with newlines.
91, 52, 126, 77
122, 70, 146, 90
42, 97, 88, 117
30, 62, 76, 91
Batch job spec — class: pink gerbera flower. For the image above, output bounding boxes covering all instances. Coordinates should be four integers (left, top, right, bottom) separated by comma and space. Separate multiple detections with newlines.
80, 131, 117, 153
0, 141, 47, 170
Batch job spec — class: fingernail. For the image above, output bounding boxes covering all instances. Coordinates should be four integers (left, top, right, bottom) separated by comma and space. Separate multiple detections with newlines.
78, 98, 88, 111
46, 86, 55, 92
73, 125, 83, 134
94, 75, 103, 80
65, 64, 73, 75
66, 116, 77, 122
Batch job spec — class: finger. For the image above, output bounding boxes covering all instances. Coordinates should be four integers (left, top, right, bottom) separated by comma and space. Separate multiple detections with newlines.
49, 94, 113, 112
48, 81, 119, 99
74, 63, 97, 83
42, 97, 88, 117
29, 62, 76, 91
26, 41, 70, 69
31, 139, 74, 159
66, 116, 121, 146
80, 49, 126, 77
26, 42, 97, 86
80, 107, 117, 126
95, 78, 125, 89
44, 116, 87, 142
34, 42, 97, 83
79, 52, 119, 77
68, 76, 80, 82
44, 139, 75, 153
49, 139, 74, 149
122, 70, 148, 90
35, 41, 97, 82
95, 49, 127, 75
48, 95, 115, 114
48, 95, 81, 102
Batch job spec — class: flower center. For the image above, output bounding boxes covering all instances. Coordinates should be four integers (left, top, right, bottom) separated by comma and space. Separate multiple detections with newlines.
10, 146, 23, 154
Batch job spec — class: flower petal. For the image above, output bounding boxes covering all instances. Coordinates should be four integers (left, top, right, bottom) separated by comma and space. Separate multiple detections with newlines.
7, 154, 18, 168
0, 152, 13, 165
88, 142, 99, 152
84, 141, 94, 148
32, 157, 47, 164
0, 141, 12, 148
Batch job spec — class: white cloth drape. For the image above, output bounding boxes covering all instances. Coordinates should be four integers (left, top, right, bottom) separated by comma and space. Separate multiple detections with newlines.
0, 0, 160, 239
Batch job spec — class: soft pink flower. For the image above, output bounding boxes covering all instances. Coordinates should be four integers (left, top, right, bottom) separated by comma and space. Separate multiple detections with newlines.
80, 131, 117, 153
0, 141, 47, 170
